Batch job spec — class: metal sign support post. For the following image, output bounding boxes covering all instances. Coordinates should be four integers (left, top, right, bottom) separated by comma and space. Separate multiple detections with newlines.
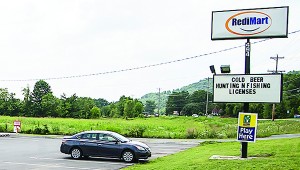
241, 38, 251, 158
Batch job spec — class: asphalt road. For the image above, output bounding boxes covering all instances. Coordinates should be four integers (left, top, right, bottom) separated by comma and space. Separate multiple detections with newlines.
0, 135, 200, 170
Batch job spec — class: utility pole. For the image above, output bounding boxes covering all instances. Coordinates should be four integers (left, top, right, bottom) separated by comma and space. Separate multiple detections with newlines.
268, 54, 285, 121
205, 77, 209, 116
158, 88, 161, 115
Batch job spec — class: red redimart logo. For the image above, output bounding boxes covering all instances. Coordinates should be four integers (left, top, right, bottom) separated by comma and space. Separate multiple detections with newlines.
225, 11, 272, 36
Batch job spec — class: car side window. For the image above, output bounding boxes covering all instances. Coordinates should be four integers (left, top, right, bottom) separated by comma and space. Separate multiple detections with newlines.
80, 134, 88, 139
81, 133, 98, 140
99, 133, 116, 142
99, 133, 107, 141
90, 133, 98, 140
106, 135, 117, 142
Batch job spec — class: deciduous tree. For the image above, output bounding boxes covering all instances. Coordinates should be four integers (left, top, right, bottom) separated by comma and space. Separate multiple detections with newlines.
31, 80, 52, 117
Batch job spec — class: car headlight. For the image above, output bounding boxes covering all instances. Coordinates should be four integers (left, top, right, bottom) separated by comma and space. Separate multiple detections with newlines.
135, 145, 146, 151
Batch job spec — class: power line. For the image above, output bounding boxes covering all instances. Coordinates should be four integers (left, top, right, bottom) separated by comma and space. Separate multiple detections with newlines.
0, 44, 246, 82
1, 29, 300, 82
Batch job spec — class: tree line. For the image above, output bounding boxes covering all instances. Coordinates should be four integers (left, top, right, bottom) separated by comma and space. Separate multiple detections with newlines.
0, 71, 299, 119
0, 80, 143, 119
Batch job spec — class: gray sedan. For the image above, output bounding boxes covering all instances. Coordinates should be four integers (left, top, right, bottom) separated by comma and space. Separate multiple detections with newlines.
60, 130, 151, 162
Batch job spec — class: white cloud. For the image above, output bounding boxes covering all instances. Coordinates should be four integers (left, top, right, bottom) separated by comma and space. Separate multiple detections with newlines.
0, 0, 299, 101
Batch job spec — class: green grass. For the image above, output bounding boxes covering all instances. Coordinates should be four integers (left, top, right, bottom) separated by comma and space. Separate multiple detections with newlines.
125, 138, 300, 170
0, 116, 300, 139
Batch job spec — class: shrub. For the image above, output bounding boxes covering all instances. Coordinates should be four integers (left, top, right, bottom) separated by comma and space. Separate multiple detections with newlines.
126, 125, 146, 138
52, 126, 60, 134
186, 128, 198, 139
0, 123, 8, 132
32, 124, 50, 135
33, 126, 42, 134
207, 129, 218, 138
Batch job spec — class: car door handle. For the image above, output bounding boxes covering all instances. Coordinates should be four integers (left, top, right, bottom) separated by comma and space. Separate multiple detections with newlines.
97, 144, 102, 146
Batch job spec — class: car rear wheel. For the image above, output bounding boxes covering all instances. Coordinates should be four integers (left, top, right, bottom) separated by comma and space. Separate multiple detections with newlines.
122, 150, 135, 162
70, 148, 82, 159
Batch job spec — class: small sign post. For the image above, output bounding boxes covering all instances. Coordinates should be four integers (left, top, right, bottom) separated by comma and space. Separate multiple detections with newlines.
13, 120, 21, 133
237, 113, 258, 142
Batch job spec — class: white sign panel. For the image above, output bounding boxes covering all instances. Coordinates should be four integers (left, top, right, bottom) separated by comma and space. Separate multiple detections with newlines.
213, 74, 282, 103
211, 6, 288, 40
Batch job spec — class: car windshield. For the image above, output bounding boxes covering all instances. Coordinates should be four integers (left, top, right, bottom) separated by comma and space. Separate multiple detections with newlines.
111, 132, 130, 142
71, 134, 81, 139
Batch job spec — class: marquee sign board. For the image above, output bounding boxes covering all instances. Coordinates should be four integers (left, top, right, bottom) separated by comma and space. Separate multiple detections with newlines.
211, 6, 289, 40
213, 74, 282, 103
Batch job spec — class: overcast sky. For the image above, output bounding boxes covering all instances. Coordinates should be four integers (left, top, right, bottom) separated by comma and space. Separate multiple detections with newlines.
0, 0, 299, 102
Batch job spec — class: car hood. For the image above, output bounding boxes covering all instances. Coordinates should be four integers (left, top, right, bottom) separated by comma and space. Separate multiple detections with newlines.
127, 141, 149, 148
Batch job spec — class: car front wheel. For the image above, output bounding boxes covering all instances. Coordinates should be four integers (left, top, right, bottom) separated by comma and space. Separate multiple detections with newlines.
70, 148, 82, 159
122, 150, 135, 162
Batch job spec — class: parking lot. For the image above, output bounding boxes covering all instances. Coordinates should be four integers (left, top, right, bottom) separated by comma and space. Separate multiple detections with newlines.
0, 135, 200, 170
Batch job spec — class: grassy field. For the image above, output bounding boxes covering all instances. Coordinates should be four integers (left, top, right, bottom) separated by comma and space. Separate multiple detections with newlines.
125, 138, 300, 170
0, 116, 300, 139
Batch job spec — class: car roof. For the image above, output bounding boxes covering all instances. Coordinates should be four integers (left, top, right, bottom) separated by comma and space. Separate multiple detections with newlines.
78, 130, 115, 134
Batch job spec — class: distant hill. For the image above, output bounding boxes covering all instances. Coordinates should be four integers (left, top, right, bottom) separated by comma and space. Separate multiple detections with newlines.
175, 78, 213, 94
139, 78, 213, 112
139, 70, 300, 114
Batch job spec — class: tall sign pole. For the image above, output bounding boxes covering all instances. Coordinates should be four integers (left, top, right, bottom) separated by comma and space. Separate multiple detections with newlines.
242, 39, 251, 158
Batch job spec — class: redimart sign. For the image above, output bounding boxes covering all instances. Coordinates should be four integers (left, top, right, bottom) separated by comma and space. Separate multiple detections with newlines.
237, 112, 258, 142
213, 74, 282, 103
211, 6, 289, 40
